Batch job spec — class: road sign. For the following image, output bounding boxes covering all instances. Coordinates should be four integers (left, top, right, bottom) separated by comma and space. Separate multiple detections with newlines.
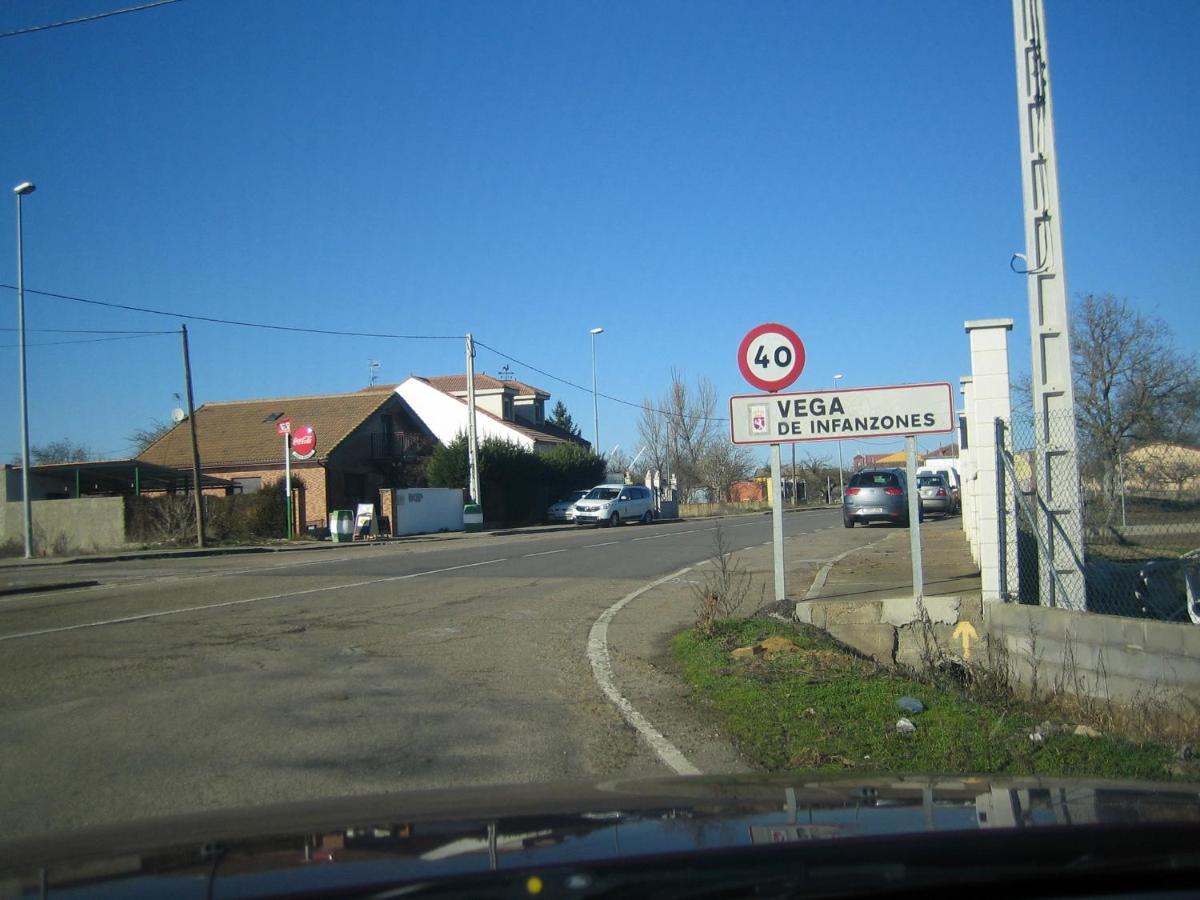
737, 323, 806, 393
275, 417, 292, 436
291, 425, 316, 460
729, 382, 954, 445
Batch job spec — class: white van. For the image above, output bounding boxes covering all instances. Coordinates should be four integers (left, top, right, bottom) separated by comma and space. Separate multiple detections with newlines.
573, 484, 655, 526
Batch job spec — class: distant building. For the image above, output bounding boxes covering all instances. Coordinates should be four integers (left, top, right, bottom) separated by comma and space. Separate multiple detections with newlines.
395, 374, 590, 454
138, 389, 431, 528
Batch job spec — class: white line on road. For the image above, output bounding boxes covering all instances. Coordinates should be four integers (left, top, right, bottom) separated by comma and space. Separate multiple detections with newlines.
0, 558, 508, 643
586, 567, 701, 777
585, 541, 620, 548
631, 534, 671, 542
522, 549, 568, 558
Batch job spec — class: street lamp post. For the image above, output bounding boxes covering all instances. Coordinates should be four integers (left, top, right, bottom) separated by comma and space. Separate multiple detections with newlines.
13, 182, 35, 559
590, 327, 604, 452
833, 373, 845, 502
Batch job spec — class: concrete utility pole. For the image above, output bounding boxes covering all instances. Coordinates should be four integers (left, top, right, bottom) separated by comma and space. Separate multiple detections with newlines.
1012, 0, 1086, 609
465, 333, 481, 507
179, 324, 206, 548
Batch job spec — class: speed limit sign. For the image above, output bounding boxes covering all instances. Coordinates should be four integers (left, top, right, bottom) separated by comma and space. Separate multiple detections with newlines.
737, 323, 805, 392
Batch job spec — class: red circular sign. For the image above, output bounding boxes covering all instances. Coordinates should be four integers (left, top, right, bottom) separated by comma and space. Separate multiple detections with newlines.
737, 323, 805, 392
291, 425, 316, 460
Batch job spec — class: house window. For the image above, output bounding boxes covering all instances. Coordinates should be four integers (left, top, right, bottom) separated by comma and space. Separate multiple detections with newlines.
502, 395, 514, 421
233, 477, 262, 494
534, 400, 544, 424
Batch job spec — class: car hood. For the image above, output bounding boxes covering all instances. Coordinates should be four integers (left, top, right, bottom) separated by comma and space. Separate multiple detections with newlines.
4, 774, 1199, 896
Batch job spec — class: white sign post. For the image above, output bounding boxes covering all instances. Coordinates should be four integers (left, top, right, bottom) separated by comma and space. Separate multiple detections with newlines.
276, 417, 293, 540
736, 324, 806, 603
730, 381, 954, 601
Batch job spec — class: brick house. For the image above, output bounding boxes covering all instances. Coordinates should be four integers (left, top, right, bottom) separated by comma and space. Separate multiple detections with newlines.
138, 389, 432, 529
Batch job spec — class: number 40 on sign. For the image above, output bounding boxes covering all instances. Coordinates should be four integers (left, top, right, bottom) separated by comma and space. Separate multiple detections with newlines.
737, 323, 806, 393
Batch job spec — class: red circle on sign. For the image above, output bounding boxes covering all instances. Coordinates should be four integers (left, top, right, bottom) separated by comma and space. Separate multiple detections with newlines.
737, 323, 806, 392
291, 425, 316, 460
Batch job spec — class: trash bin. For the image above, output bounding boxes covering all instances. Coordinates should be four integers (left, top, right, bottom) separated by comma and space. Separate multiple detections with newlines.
329, 509, 355, 542
463, 503, 483, 533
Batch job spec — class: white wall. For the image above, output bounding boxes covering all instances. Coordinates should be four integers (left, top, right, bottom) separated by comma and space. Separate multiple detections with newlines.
396, 378, 535, 450
388, 487, 465, 535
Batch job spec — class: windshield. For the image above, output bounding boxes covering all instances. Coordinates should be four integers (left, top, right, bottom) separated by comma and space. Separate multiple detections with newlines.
2, 0, 1196, 875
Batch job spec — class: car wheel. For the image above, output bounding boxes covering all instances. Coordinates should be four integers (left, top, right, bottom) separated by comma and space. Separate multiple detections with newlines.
609, 512, 620, 528
843, 516, 854, 528
641, 510, 653, 524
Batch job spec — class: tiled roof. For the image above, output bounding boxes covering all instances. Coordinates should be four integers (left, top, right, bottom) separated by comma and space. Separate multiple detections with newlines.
138, 390, 399, 469
422, 374, 548, 397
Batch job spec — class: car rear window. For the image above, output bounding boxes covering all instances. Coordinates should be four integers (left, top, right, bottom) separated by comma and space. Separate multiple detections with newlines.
918, 475, 943, 487
850, 472, 900, 488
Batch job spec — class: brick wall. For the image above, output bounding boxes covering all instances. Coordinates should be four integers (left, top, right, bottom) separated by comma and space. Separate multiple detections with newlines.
203, 464, 328, 528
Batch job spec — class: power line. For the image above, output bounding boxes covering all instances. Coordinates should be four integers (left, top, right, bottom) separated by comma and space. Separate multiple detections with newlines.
473, 339, 731, 424
0, 284, 462, 341
0, 0, 184, 39
0, 327, 172, 335
0, 333, 173, 349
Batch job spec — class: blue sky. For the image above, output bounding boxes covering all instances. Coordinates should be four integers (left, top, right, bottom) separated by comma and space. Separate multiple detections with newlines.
1, 0, 1197, 467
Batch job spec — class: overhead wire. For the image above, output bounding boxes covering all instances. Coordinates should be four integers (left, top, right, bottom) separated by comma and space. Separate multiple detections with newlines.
0, 284, 462, 341
0, 332, 174, 349
0, 326, 173, 335
0, 0, 184, 39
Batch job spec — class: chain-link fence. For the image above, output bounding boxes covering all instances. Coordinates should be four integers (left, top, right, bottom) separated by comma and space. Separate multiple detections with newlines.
998, 411, 1200, 621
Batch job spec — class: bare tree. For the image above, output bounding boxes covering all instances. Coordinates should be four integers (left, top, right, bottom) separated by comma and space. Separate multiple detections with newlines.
1072, 293, 1199, 454
128, 419, 173, 455
1070, 294, 1199, 518
637, 369, 729, 501
13, 439, 93, 465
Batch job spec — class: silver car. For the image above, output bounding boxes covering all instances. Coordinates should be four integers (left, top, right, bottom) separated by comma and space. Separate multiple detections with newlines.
917, 471, 955, 517
546, 490, 588, 523
574, 484, 655, 527
843, 468, 921, 528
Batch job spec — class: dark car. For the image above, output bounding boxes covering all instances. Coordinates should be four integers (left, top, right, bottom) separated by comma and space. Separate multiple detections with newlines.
843, 468, 921, 527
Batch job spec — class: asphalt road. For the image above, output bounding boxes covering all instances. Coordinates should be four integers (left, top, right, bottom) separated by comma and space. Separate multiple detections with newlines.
0, 509, 841, 840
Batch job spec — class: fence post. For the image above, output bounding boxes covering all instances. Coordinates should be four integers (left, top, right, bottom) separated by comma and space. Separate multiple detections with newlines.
995, 418, 1008, 601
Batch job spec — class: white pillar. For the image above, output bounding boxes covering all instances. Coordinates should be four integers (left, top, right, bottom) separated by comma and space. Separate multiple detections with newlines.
966, 319, 1015, 603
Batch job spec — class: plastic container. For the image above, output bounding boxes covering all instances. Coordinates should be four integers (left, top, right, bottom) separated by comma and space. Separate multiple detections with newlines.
329, 509, 355, 542
463, 503, 483, 533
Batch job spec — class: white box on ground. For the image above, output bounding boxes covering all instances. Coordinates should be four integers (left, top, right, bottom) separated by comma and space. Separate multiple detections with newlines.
729, 382, 955, 445
388, 488, 465, 536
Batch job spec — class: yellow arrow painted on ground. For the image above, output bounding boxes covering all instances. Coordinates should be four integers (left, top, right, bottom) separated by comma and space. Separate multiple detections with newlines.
952, 621, 978, 661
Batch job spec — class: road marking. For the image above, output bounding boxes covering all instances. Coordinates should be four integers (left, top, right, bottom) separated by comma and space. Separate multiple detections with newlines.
587, 566, 701, 777
522, 549, 568, 558
631, 534, 671, 542
585, 541, 620, 548
0, 558, 508, 643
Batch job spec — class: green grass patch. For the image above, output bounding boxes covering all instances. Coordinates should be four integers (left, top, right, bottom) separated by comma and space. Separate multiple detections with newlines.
673, 618, 1174, 779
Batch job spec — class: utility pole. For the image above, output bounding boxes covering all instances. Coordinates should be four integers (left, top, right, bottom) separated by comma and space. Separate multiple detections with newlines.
180, 324, 205, 548
465, 333, 482, 507
1012, 0, 1086, 609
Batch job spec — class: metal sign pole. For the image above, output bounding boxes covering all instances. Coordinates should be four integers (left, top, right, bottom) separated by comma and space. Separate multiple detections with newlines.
284, 431, 293, 540
770, 442, 786, 602
906, 435, 924, 599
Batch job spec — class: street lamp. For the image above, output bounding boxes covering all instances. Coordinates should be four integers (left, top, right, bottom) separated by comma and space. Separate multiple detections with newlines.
833, 373, 845, 503
13, 181, 36, 559
590, 327, 604, 452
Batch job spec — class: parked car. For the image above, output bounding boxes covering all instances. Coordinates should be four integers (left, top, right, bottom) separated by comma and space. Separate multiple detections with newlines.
546, 490, 588, 523
917, 471, 956, 517
574, 484, 655, 526
843, 468, 922, 527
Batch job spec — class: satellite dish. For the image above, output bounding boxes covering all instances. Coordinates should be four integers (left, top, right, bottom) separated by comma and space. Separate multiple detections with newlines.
171, 408, 186, 424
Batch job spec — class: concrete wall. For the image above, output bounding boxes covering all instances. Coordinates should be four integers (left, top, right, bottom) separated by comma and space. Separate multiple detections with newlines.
795, 594, 984, 668
2, 497, 128, 555
986, 602, 1200, 705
